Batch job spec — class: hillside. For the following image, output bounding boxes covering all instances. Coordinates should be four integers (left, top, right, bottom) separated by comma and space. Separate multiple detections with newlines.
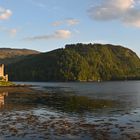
0, 48, 39, 64
7, 43, 140, 81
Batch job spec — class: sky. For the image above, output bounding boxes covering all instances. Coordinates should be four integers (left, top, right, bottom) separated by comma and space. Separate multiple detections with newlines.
0, 0, 140, 56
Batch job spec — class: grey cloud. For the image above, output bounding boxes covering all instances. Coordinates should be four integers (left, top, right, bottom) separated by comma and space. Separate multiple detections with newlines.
88, 0, 140, 27
25, 30, 71, 41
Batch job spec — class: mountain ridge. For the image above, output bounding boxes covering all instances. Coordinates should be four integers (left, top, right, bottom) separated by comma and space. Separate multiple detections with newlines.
0, 48, 40, 64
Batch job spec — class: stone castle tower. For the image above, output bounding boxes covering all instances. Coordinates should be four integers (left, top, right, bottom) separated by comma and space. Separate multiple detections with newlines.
0, 64, 8, 81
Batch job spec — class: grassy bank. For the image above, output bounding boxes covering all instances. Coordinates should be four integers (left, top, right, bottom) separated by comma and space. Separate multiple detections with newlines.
0, 81, 15, 86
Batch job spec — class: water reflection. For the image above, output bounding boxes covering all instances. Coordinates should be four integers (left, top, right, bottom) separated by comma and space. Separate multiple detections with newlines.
0, 82, 139, 115
0, 88, 132, 115
0, 92, 8, 108
0, 90, 117, 113
43, 93, 117, 113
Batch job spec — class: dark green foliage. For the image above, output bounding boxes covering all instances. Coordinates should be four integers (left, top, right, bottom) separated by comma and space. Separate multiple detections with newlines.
7, 43, 140, 81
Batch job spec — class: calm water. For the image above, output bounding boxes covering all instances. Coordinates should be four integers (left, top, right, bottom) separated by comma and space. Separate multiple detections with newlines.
0, 81, 140, 139
16, 81, 140, 112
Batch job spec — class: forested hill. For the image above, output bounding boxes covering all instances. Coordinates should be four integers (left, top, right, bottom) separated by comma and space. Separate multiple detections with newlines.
7, 43, 140, 81
0, 48, 39, 64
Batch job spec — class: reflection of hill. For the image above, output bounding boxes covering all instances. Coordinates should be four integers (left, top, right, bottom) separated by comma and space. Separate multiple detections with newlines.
0, 87, 136, 115
42, 94, 116, 113
0, 92, 8, 107
3, 91, 117, 113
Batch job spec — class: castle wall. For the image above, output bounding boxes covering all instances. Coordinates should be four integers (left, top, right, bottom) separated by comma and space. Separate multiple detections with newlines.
0, 64, 4, 77
0, 64, 8, 81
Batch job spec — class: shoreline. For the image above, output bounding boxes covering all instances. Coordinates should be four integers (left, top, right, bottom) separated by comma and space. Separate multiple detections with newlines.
12, 79, 140, 83
0, 84, 33, 87
0, 86, 36, 93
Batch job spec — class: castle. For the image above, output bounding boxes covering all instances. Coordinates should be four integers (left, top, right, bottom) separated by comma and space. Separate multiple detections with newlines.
0, 64, 8, 82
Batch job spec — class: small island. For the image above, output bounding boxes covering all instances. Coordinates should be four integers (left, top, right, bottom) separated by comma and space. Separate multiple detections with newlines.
0, 64, 32, 88
0, 64, 14, 86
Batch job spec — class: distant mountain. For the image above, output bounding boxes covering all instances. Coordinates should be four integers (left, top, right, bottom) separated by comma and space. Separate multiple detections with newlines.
0, 48, 39, 64
7, 43, 140, 81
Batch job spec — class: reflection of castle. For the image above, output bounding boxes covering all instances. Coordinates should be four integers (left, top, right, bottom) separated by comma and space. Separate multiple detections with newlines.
0, 92, 8, 107
0, 64, 8, 81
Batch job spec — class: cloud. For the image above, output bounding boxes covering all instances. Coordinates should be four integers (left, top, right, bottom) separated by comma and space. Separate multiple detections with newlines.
52, 18, 79, 26
25, 30, 71, 41
52, 21, 63, 26
66, 19, 80, 26
9, 29, 18, 37
0, 7, 12, 20
0, 26, 18, 37
88, 0, 140, 27
122, 9, 140, 27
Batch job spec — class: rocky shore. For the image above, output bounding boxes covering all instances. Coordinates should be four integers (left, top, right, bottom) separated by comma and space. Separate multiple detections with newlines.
0, 108, 140, 140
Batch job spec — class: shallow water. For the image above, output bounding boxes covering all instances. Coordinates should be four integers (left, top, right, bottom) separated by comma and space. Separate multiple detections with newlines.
0, 81, 140, 139
16, 81, 140, 113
